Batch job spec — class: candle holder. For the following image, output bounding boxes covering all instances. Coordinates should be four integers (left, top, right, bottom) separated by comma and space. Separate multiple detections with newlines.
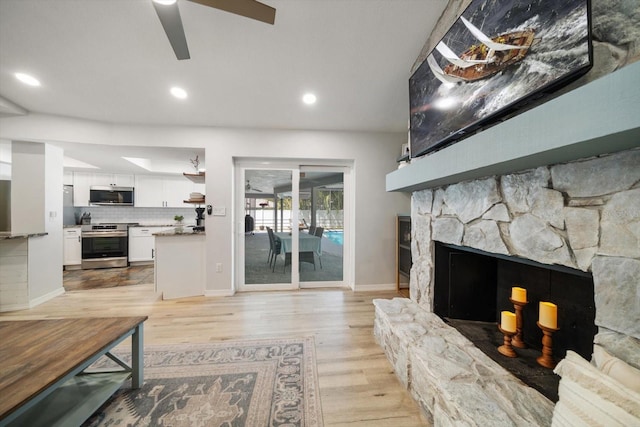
497, 325, 517, 358
509, 297, 528, 349
536, 322, 560, 368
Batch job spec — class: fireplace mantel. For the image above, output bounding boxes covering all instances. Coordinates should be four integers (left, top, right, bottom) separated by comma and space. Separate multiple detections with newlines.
387, 62, 640, 193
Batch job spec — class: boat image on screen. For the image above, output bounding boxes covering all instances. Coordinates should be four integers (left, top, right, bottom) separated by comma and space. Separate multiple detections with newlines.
409, 0, 592, 159
429, 16, 536, 83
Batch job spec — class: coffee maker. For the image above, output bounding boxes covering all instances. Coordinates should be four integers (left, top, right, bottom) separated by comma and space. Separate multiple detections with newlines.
194, 207, 205, 231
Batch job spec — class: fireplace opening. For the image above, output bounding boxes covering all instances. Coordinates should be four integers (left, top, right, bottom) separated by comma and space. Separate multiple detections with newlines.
433, 242, 596, 401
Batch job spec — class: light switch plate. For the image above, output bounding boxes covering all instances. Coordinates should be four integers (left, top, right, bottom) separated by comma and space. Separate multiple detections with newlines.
212, 207, 226, 216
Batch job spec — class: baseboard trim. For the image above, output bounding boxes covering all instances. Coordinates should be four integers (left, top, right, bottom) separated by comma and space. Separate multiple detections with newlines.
352, 283, 397, 292
204, 289, 235, 297
30, 286, 66, 308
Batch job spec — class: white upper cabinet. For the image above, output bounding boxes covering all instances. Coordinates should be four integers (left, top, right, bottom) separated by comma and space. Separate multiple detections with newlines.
134, 175, 164, 207
134, 174, 204, 208
70, 171, 202, 208
71, 172, 135, 206
63, 171, 74, 186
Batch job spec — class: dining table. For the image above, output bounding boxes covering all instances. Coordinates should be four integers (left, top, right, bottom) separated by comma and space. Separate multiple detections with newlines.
274, 232, 322, 270
274, 232, 322, 255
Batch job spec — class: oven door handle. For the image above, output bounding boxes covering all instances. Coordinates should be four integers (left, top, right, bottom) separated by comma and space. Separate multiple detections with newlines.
81, 232, 128, 238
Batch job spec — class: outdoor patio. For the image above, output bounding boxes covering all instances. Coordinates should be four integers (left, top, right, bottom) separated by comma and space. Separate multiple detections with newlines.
244, 230, 344, 284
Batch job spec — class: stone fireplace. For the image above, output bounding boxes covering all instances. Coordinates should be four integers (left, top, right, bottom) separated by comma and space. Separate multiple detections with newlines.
374, 147, 640, 424
375, 1, 640, 422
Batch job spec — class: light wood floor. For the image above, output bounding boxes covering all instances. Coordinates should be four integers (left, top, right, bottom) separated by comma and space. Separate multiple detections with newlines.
0, 285, 429, 426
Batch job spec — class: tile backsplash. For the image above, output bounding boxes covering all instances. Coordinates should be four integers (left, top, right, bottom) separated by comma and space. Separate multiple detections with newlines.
69, 207, 199, 226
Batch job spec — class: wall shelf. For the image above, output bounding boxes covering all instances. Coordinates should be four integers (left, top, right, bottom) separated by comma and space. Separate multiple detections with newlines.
183, 172, 205, 184
183, 198, 205, 204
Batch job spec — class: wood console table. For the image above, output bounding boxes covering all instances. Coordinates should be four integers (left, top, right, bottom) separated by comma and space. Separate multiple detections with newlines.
0, 316, 147, 426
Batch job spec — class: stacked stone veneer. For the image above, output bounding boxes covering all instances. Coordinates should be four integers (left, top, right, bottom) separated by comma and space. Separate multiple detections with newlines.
374, 148, 640, 425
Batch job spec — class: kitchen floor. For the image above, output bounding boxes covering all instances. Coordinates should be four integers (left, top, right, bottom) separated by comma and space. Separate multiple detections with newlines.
63, 265, 154, 292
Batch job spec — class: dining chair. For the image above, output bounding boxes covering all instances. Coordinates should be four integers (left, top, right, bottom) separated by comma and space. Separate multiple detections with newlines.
308, 225, 316, 235
272, 236, 283, 272
266, 227, 277, 266
313, 227, 324, 268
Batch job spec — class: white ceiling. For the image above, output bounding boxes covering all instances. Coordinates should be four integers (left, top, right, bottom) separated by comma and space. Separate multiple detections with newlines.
0, 0, 447, 174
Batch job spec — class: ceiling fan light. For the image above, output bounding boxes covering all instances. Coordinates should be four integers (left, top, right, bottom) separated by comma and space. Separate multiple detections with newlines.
170, 87, 188, 99
153, 0, 177, 5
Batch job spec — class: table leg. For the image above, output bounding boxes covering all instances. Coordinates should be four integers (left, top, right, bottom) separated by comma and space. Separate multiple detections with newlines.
131, 323, 144, 389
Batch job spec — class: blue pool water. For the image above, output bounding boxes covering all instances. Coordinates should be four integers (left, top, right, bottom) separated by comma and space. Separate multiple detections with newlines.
324, 230, 343, 245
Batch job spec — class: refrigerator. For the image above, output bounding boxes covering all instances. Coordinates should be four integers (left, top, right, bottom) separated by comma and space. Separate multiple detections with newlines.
63, 185, 76, 226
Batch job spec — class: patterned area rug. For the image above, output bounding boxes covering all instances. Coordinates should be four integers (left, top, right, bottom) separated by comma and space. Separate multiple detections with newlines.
84, 337, 323, 427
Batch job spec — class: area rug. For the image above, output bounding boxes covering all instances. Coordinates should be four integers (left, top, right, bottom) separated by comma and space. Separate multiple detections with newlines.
84, 337, 323, 427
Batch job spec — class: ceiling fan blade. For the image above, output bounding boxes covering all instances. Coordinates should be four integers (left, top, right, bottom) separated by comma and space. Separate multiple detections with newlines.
188, 0, 276, 25
152, 1, 191, 60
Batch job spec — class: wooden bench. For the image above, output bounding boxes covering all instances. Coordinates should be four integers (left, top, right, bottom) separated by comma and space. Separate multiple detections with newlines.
0, 316, 147, 426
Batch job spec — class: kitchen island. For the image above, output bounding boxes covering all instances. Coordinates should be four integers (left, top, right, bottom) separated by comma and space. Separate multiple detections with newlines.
154, 229, 205, 300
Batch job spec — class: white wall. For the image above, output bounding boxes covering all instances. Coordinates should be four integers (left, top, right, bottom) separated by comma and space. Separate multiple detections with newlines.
0, 114, 410, 291
28, 143, 64, 300
11, 141, 46, 233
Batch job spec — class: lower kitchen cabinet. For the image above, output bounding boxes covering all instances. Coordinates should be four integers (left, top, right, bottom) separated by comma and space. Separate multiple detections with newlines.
63, 227, 82, 269
128, 226, 172, 263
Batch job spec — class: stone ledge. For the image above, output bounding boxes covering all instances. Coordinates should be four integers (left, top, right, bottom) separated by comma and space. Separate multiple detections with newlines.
374, 297, 554, 426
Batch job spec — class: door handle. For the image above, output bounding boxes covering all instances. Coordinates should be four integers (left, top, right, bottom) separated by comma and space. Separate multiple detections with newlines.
152, 249, 155, 259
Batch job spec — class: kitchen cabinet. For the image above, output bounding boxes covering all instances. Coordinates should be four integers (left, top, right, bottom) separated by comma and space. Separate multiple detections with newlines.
129, 226, 172, 263
72, 172, 134, 206
134, 175, 204, 208
63, 171, 74, 186
63, 227, 82, 269
155, 233, 205, 299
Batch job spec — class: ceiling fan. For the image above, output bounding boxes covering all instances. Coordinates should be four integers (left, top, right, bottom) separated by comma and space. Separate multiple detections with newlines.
246, 180, 263, 192
152, 0, 276, 60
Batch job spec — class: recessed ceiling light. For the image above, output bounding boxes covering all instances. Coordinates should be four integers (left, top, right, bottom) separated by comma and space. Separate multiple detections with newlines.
302, 93, 317, 105
170, 87, 188, 99
15, 72, 41, 87
153, 0, 177, 5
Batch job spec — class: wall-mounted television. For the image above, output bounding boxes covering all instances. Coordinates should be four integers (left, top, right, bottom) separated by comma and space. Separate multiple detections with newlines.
409, 0, 592, 159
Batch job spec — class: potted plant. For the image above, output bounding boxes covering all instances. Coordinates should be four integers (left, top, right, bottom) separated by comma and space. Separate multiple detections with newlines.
174, 215, 184, 233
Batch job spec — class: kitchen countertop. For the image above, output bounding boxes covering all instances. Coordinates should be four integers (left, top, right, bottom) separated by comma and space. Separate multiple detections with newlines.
0, 232, 48, 240
133, 224, 194, 228
153, 228, 205, 237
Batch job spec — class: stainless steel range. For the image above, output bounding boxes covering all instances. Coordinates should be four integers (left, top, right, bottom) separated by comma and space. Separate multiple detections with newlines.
81, 223, 132, 269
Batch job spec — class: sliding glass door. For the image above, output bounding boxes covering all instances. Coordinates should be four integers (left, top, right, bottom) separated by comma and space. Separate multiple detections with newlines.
236, 162, 350, 291
298, 167, 345, 286
240, 168, 296, 290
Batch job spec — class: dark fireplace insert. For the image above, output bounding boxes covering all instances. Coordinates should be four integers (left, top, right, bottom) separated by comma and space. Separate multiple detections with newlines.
433, 242, 596, 401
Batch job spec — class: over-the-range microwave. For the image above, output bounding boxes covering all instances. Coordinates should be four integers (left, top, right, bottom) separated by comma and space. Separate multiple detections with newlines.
89, 186, 134, 206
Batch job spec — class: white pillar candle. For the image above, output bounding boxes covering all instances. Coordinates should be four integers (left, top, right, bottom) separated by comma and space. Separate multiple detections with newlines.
501, 311, 516, 333
539, 302, 558, 329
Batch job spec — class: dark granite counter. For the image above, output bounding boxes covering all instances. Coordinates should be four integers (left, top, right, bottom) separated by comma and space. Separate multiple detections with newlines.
153, 228, 205, 237
0, 232, 48, 240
